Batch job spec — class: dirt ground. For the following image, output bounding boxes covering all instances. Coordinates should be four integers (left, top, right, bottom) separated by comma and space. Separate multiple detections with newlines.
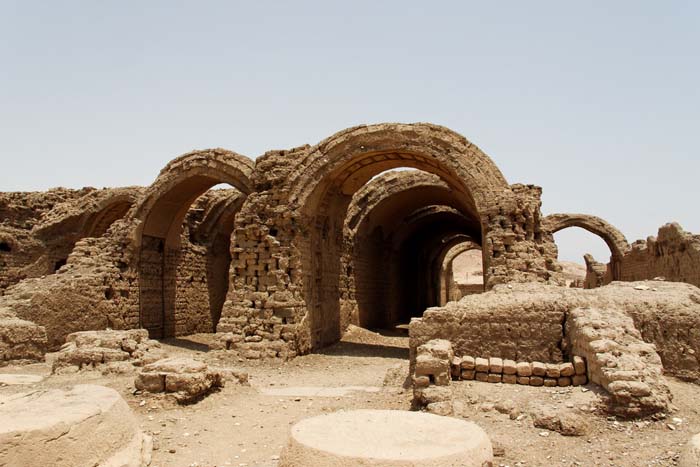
1, 327, 698, 467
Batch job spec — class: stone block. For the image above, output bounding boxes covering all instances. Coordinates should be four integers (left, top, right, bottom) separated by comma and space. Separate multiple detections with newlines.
489, 357, 503, 374
461, 370, 475, 380
487, 374, 502, 384
530, 376, 544, 386
502, 374, 517, 384
475, 357, 489, 372
451, 357, 462, 379
517, 376, 530, 385
545, 363, 560, 378
415, 355, 447, 377
572, 374, 587, 386
532, 361, 546, 376
544, 378, 558, 387
516, 361, 532, 377
417, 339, 453, 361
460, 356, 475, 370
475, 372, 489, 382
558, 377, 572, 387
413, 376, 430, 388
573, 356, 586, 375
559, 362, 575, 377
502, 359, 517, 375
135, 373, 165, 393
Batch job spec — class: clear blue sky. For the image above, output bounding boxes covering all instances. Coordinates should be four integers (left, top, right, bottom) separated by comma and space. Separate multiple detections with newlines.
1, 1, 698, 263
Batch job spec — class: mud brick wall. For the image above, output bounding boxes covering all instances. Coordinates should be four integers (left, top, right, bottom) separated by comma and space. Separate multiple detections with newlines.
0, 187, 140, 294
0, 218, 142, 348
217, 147, 309, 358
619, 223, 700, 288
0, 189, 89, 293
349, 230, 391, 329
566, 307, 671, 417
410, 290, 568, 366
453, 355, 588, 387
483, 184, 563, 289
0, 227, 48, 294
173, 236, 215, 335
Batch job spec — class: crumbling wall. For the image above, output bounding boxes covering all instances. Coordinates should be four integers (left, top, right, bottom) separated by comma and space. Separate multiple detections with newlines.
217, 147, 308, 359
580, 223, 700, 290
0, 226, 47, 293
410, 281, 700, 417
1, 188, 91, 293
410, 281, 700, 383
0, 218, 142, 349
619, 223, 700, 287
411, 286, 567, 364
483, 185, 564, 289
566, 307, 671, 417
583, 253, 612, 289
0, 187, 141, 294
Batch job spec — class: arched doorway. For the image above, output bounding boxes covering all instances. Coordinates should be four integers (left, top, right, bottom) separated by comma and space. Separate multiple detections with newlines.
287, 123, 508, 350
542, 213, 630, 287
133, 149, 253, 338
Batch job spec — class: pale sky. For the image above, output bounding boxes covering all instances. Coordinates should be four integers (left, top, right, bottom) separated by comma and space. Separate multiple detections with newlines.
1, 1, 698, 263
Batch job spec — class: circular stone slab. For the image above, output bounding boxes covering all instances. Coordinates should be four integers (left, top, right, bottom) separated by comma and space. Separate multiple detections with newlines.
279, 409, 492, 467
0, 384, 149, 467
680, 433, 700, 467
0, 373, 44, 385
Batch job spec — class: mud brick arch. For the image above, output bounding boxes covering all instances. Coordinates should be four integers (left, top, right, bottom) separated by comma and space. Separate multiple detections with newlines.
32, 188, 141, 273
438, 240, 483, 306
286, 123, 508, 350
132, 149, 254, 338
542, 213, 630, 280
345, 171, 481, 329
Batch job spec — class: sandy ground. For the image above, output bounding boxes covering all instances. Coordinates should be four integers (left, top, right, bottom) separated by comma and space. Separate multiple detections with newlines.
1, 327, 698, 467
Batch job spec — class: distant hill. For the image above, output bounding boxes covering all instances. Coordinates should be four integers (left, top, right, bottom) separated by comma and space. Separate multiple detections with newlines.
559, 261, 586, 286
451, 252, 586, 287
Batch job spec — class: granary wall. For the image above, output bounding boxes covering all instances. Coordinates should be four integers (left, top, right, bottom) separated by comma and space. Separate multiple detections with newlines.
410, 281, 700, 383
482, 184, 562, 288
580, 223, 700, 290
3, 122, 697, 367
217, 147, 307, 359
0, 188, 91, 293
0, 187, 141, 294
619, 223, 700, 287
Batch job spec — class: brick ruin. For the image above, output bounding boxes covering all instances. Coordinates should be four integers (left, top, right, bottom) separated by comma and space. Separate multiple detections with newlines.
1, 122, 699, 417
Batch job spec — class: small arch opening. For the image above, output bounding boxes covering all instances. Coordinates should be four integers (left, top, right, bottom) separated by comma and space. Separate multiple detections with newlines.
553, 227, 612, 288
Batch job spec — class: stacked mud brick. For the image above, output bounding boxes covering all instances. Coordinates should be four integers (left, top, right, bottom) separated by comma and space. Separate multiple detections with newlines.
412, 339, 455, 414
452, 355, 588, 387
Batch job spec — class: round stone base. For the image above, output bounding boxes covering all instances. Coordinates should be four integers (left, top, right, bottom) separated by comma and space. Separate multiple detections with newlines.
0, 384, 150, 467
680, 433, 700, 467
279, 409, 492, 467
